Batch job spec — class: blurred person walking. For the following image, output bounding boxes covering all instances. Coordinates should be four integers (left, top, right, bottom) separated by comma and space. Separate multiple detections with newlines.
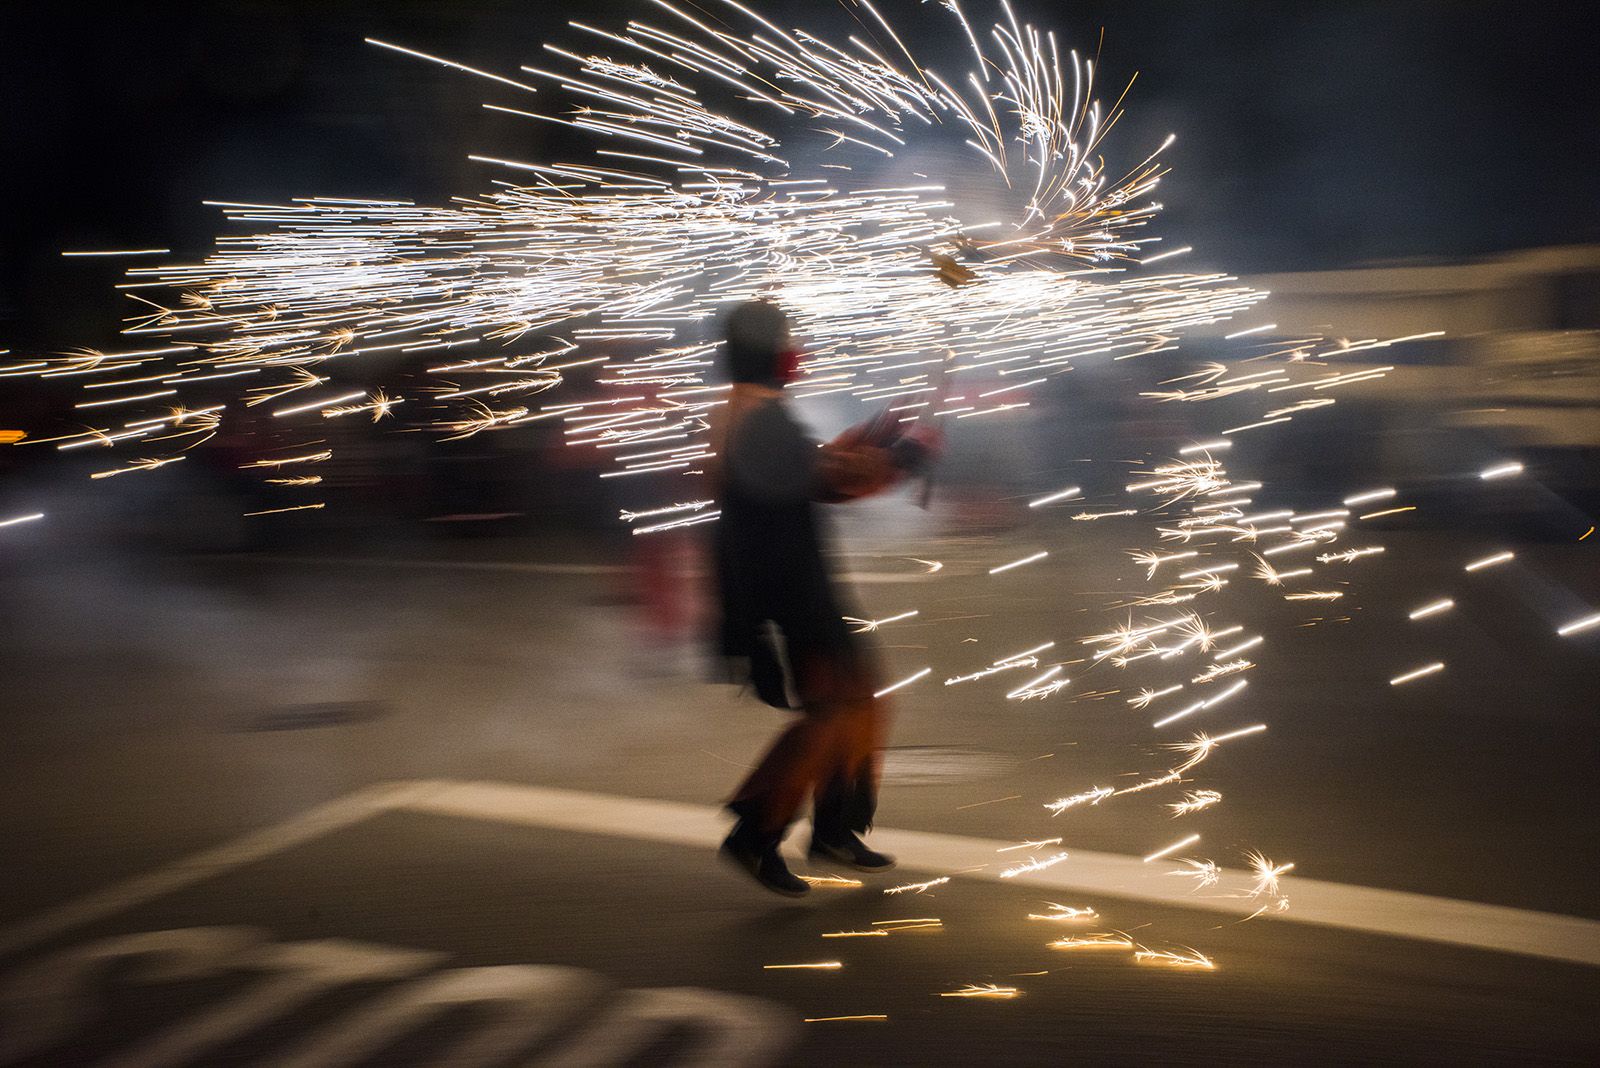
710, 300, 939, 897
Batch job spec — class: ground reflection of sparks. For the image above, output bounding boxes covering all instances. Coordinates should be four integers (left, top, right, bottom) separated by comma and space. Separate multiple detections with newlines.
1134, 945, 1216, 970
939, 984, 1021, 998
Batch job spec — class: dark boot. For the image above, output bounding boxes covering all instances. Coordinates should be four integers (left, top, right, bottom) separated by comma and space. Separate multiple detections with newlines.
807, 832, 895, 872
811, 775, 894, 872
720, 821, 809, 897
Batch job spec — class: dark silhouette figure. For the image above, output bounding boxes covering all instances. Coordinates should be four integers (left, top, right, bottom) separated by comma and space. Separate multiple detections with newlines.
711, 300, 938, 896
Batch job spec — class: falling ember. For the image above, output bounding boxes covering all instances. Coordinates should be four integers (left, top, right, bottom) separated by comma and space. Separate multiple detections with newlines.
884, 877, 950, 895
997, 838, 1064, 853
1389, 662, 1445, 686
0, 513, 46, 529
1129, 683, 1184, 708
1045, 786, 1113, 815
1028, 904, 1099, 923
1168, 859, 1221, 890
822, 930, 888, 938
1343, 487, 1396, 506
1408, 598, 1455, 620
763, 962, 843, 970
845, 609, 919, 633
1464, 550, 1515, 572
804, 1016, 888, 1023
1049, 933, 1135, 951
873, 667, 931, 698
1167, 724, 1268, 772
1005, 666, 1069, 700
939, 984, 1021, 999
1556, 612, 1600, 637
1167, 789, 1222, 817
798, 874, 864, 889
955, 795, 1022, 810
243, 503, 327, 517
1000, 852, 1070, 879
1143, 833, 1201, 863
1028, 486, 1082, 508
1479, 461, 1524, 480
1134, 946, 1216, 970
989, 551, 1049, 575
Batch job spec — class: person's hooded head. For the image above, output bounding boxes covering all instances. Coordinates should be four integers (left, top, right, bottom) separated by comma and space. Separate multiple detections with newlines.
721, 300, 797, 387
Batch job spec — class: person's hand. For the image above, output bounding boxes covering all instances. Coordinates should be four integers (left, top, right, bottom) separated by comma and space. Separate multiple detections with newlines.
889, 421, 942, 474
902, 422, 943, 459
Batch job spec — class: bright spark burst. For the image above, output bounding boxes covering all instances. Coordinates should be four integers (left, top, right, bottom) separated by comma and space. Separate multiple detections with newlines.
1167, 789, 1222, 817
1244, 851, 1295, 898
1168, 858, 1221, 890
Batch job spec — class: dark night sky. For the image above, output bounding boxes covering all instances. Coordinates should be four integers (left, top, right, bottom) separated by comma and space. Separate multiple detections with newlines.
2, 0, 1597, 347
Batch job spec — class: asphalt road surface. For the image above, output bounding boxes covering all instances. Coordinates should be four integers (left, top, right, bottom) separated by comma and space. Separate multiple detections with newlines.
1, 499, 1597, 1064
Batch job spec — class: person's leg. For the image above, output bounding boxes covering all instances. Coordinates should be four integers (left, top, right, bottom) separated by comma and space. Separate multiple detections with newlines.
809, 660, 895, 870
722, 704, 852, 896
728, 710, 845, 839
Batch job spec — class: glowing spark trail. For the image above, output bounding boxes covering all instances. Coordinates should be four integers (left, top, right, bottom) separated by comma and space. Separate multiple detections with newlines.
1408, 598, 1455, 620
1143, 834, 1201, 863
1464, 551, 1515, 572
998, 838, 1063, 852
1343, 488, 1396, 506
989, 551, 1049, 575
1134, 946, 1215, 970
1050, 933, 1135, 951
1557, 612, 1600, 637
1169, 859, 1221, 890
939, 984, 1021, 998
1045, 787, 1112, 815
1028, 904, 1099, 922
874, 667, 931, 698
1390, 662, 1445, 686
1028, 486, 1082, 507
885, 877, 950, 895
1000, 852, 1070, 878
1167, 789, 1222, 817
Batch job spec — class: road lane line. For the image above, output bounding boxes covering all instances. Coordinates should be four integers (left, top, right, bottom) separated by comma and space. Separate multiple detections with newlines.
8, 778, 1596, 969
0, 781, 437, 960
400, 780, 1600, 968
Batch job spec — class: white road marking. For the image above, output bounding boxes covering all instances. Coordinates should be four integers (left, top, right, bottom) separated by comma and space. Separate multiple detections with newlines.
4, 779, 1597, 970
0, 781, 428, 959
401, 780, 1600, 968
